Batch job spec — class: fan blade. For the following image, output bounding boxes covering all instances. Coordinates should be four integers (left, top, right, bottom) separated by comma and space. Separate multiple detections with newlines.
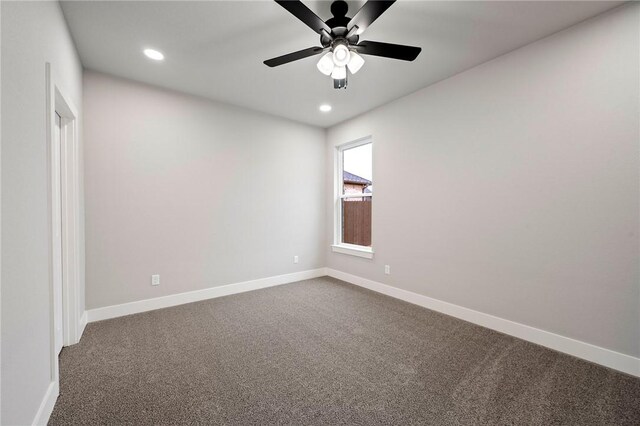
275, 0, 332, 35
264, 46, 327, 67
353, 41, 421, 61
347, 1, 395, 35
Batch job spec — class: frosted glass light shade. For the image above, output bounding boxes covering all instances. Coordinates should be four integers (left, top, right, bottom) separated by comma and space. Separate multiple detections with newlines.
347, 51, 365, 74
317, 52, 334, 76
332, 43, 350, 67
331, 65, 346, 80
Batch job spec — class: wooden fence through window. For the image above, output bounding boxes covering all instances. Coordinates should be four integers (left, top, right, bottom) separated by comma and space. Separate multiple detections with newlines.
342, 199, 372, 246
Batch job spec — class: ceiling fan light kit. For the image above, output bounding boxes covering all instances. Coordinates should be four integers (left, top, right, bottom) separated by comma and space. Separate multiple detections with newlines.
316, 45, 365, 81
264, 0, 422, 89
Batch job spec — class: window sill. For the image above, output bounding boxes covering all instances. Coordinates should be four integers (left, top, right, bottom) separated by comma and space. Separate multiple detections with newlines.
331, 244, 374, 259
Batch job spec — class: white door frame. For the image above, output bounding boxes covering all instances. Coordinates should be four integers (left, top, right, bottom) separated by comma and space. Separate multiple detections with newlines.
46, 63, 83, 384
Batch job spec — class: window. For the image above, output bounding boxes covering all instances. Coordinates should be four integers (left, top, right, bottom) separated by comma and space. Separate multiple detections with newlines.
332, 137, 373, 259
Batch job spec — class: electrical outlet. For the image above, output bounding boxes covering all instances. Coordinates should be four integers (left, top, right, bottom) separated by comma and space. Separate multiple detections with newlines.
151, 274, 160, 286
384, 265, 390, 275
293, 255, 299, 264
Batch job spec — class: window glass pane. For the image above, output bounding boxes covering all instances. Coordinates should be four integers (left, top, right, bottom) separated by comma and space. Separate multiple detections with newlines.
341, 142, 372, 247
342, 143, 372, 195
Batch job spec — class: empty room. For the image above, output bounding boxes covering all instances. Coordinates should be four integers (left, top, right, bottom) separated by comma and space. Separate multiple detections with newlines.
1, 0, 639, 424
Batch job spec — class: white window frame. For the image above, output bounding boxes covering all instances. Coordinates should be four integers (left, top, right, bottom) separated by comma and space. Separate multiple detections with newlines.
332, 136, 374, 259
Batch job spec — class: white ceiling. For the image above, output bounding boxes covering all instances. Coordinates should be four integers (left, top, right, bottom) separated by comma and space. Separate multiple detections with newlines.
60, 1, 623, 128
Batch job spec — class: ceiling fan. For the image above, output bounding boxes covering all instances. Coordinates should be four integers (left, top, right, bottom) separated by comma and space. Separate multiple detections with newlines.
264, 0, 421, 89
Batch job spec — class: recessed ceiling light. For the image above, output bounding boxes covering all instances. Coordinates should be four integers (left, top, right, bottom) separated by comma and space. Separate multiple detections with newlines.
319, 104, 332, 113
143, 48, 164, 61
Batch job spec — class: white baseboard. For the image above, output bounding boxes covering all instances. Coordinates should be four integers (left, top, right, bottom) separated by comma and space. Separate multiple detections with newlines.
87, 268, 326, 323
32, 380, 59, 426
326, 268, 640, 377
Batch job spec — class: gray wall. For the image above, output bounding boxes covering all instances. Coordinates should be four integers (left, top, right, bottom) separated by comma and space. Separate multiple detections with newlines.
326, 4, 639, 357
84, 71, 326, 309
1, 1, 84, 424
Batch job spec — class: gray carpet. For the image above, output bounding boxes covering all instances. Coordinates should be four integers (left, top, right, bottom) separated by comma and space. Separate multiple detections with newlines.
50, 277, 640, 425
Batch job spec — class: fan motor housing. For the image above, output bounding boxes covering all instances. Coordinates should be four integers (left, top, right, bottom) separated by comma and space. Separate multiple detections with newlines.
321, 27, 359, 48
